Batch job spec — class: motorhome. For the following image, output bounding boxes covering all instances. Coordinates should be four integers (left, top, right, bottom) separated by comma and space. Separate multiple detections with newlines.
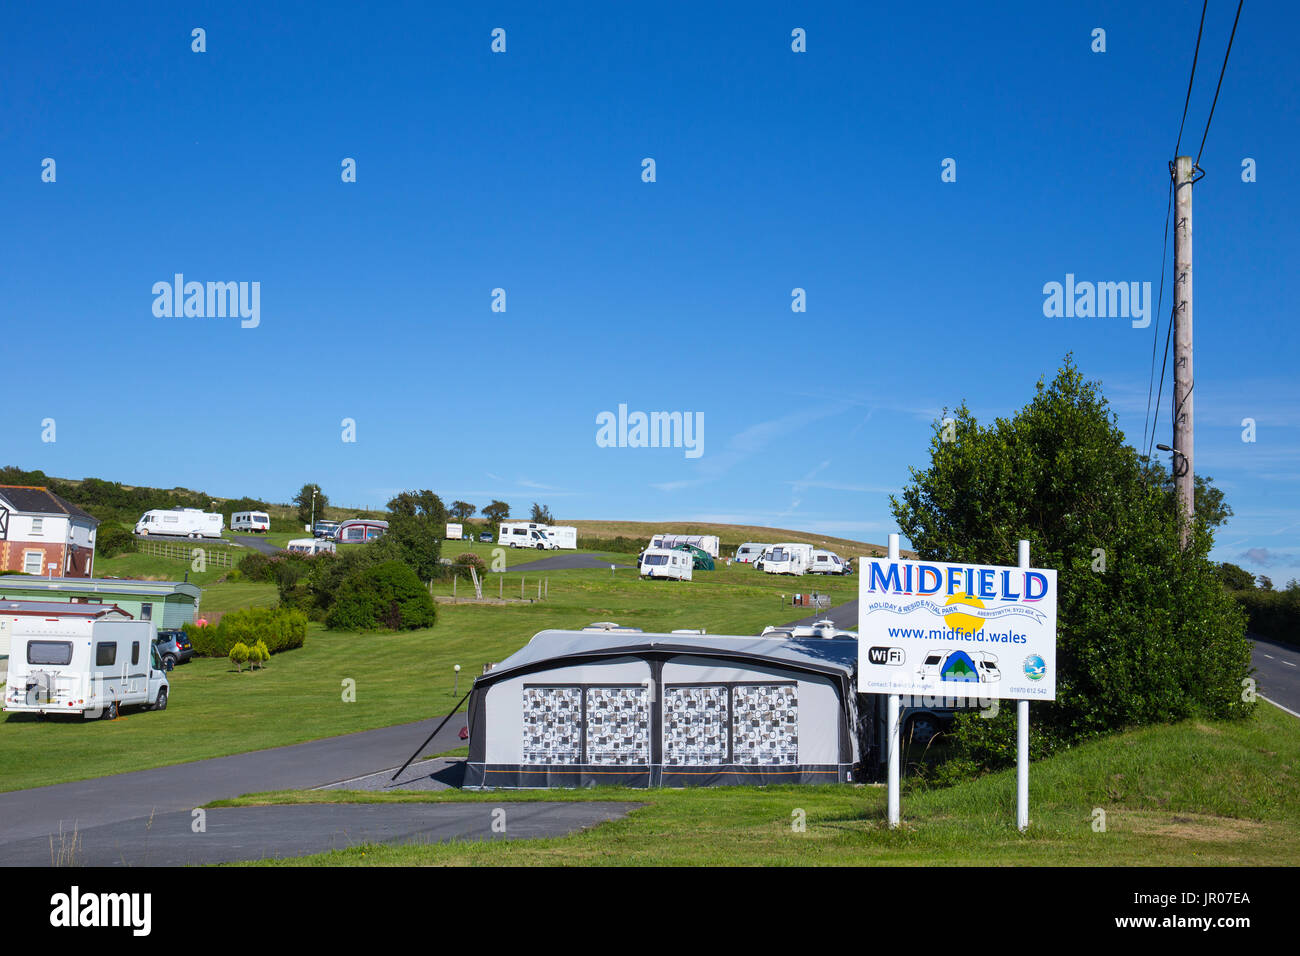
286, 537, 336, 556
810, 549, 848, 575
335, 518, 388, 543
312, 520, 341, 539
134, 508, 224, 539
734, 543, 769, 564
230, 511, 271, 533
639, 547, 693, 581
761, 543, 814, 575
3, 617, 170, 719
543, 525, 578, 550
499, 522, 558, 550
446, 523, 463, 540
647, 533, 720, 558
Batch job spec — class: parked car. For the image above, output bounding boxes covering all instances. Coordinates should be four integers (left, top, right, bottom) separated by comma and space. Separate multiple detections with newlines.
478, 531, 493, 543
153, 629, 194, 670
313, 520, 341, 539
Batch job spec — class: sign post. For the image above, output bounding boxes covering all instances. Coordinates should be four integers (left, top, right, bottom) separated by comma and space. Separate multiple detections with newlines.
859, 539, 1056, 829
1016, 539, 1030, 832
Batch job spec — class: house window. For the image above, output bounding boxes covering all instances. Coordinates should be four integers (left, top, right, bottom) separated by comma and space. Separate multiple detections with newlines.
31, 517, 44, 535
140, 603, 153, 621
22, 551, 43, 574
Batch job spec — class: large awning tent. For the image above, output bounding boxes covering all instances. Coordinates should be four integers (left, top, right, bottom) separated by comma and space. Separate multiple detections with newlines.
464, 630, 863, 789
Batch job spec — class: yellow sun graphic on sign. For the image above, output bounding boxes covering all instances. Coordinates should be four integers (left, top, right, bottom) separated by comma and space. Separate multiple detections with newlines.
943, 593, 987, 635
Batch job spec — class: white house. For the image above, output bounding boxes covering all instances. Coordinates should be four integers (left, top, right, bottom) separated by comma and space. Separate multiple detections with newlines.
0, 486, 100, 578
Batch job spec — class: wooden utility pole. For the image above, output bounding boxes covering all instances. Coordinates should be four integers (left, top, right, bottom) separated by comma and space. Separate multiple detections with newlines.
1173, 155, 1195, 546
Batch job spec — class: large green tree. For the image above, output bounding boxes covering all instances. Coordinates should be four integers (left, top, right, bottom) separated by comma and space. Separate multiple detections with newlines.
376, 490, 447, 581
891, 358, 1251, 764
293, 483, 328, 525
481, 500, 510, 528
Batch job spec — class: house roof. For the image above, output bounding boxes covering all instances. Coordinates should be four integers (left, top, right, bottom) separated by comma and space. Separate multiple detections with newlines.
0, 577, 201, 600
0, 599, 133, 619
0, 486, 99, 524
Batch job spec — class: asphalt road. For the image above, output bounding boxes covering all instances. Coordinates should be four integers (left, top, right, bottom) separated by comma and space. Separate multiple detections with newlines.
1251, 633, 1300, 716
3, 802, 637, 866
133, 532, 280, 555
0, 712, 470, 850
783, 597, 1300, 718
499, 553, 633, 572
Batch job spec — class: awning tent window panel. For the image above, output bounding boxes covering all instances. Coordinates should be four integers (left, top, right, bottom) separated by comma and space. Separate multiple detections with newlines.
732, 684, 799, 765
522, 686, 583, 765
664, 685, 729, 766
585, 686, 650, 766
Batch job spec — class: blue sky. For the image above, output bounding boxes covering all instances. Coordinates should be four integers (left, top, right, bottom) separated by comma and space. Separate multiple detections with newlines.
2, 2, 1297, 584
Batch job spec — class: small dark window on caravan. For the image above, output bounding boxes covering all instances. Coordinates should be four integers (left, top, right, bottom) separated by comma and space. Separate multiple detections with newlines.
95, 642, 117, 666
132, 641, 140, 665
27, 641, 73, 665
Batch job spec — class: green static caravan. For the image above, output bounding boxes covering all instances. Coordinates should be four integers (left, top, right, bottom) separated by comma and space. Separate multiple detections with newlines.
0, 577, 202, 629
464, 630, 862, 789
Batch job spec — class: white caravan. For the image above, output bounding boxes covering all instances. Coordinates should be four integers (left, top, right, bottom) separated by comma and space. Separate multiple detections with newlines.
543, 526, 578, 550
499, 523, 558, 550
230, 511, 271, 533
761, 543, 815, 575
734, 542, 769, 564
286, 537, 336, 556
639, 547, 693, 581
647, 534, 720, 559
446, 523, 463, 540
810, 549, 848, 575
135, 508, 224, 539
3, 618, 170, 719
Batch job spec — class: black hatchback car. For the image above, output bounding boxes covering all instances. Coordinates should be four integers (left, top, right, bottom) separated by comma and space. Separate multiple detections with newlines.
154, 629, 194, 670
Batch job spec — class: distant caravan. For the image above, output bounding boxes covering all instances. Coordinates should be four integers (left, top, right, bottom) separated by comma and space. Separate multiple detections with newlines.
761, 543, 814, 575
230, 511, 270, 533
499, 522, 558, 550
135, 508, 224, 539
647, 533, 720, 559
639, 547, 693, 581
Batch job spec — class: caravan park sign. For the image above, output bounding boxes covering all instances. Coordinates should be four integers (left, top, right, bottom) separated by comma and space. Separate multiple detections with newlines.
858, 557, 1057, 701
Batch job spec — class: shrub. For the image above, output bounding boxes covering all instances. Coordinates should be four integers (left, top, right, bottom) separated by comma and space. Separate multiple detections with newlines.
237, 551, 276, 582
184, 607, 308, 658
453, 552, 488, 577
96, 522, 136, 559
325, 560, 437, 631
229, 642, 250, 672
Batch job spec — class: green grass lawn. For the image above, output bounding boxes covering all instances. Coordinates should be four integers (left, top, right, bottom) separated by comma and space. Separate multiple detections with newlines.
0, 563, 855, 792
93, 550, 230, 587
217, 702, 1300, 866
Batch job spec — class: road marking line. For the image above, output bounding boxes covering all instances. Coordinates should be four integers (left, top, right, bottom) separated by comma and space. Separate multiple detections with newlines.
1263, 654, 1275, 659
1285, 661, 1297, 668
1262, 696, 1300, 720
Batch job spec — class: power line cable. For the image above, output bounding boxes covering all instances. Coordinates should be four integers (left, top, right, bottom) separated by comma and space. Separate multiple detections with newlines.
1196, 0, 1245, 167
1174, 0, 1209, 157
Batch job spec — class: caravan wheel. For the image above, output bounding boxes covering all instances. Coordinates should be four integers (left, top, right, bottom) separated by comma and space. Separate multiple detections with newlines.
154, 688, 168, 711
102, 700, 120, 721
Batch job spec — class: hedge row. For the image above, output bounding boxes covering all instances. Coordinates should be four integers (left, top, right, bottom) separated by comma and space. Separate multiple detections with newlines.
1233, 587, 1300, 646
183, 606, 309, 657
